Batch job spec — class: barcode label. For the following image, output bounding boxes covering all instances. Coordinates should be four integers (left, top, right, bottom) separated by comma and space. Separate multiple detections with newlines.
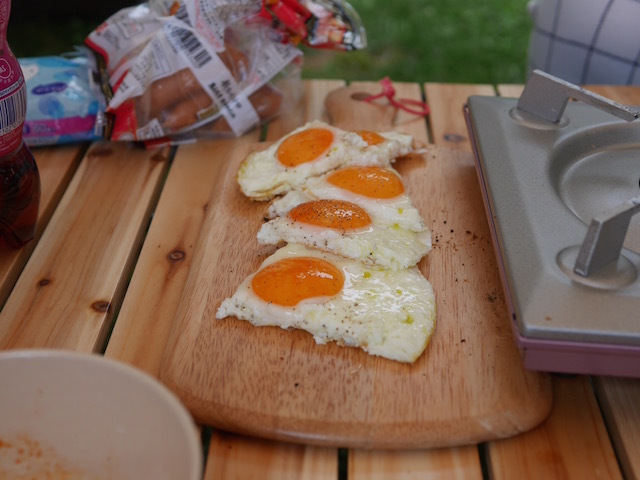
174, 5, 191, 26
166, 24, 212, 69
0, 81, 27, 136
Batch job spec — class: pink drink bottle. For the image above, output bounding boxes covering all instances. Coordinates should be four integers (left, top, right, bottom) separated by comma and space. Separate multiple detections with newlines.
0, 0, 40, 248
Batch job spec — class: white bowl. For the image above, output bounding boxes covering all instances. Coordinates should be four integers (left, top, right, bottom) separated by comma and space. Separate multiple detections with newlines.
0, 349, 202, 480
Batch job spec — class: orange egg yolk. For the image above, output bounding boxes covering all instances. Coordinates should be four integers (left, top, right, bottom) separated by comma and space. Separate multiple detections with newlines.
327, 166, 405, 199
276, 128, 334, 167
289, 199, 372, 230
356, 131, 385, 145
251, 257, 344, 306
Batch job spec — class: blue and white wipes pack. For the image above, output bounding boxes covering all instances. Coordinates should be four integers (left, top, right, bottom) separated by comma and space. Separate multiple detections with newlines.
19, 52, 107, 146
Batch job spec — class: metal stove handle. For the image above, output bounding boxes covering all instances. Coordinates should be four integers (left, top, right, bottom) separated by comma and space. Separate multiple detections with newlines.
574, 195, 640, 277
517, 70, 640, 124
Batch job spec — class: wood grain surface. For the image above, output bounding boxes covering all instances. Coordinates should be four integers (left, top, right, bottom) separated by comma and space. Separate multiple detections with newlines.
105, 136, 260, 375
159, 84, 552, 448
204, 431, 338, 480
594, 376, 640, 480
488, 376, 622, 480
0, 142, 169, 352
486, 83, 636, 480
2, 81, 637, 478
349, 446, 483, 480
0, 144, 84, 307
102, 80, 348, 480
578, 85, 640, 480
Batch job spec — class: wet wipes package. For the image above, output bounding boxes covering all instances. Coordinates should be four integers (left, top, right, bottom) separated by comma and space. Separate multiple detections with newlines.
19, 53, 107, 146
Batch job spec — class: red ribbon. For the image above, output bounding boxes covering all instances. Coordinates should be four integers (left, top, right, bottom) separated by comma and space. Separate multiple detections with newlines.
362, 77, 430, 116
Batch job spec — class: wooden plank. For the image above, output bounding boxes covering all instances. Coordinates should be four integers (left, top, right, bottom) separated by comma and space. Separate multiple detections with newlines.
332, 82, 482, 474
325, 81, 429, 142
159, 80, 552, 448
581, 84, 640, 105
0, 141, 169, 352
101, 106, 339, 480
427, 83, 560, 478
0, 144, 83, 307
340, 83, 482, 479
583, 84, 640, 480
593, 377, 640, 480
349, 447, 483, 480
104, 135, 259, 375
585, 84, 640, 105
486, 83, 628, 479
266, 79, 347, 138
487, 376, 622, 480
219, 80, 436, 479
496, 84, 524, 99
424, 83, 495, 149
204, 431, 337, 480
197, 80, 344, 480
199, 80, 343, 480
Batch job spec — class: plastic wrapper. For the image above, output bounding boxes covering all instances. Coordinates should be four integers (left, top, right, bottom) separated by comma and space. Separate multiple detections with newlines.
85, 0, 305, 143
19, 51, 107, 147
260, 0, 366, 51
303, 0, 366, 50
16, 0, 365, 147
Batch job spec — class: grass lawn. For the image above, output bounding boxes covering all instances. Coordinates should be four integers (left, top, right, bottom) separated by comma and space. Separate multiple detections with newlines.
8, 0, 533, 85
301, 0, 533, 84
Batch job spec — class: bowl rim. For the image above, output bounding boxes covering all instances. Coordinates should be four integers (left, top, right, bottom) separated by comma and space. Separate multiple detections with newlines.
0, 348, 203, 480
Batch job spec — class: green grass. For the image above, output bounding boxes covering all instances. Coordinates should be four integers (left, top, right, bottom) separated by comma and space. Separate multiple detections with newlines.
8, 0, 533, 85
301, 0, 533, 84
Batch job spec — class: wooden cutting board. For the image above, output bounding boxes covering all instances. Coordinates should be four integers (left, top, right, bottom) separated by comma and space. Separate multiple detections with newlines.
159, 86, 552, 449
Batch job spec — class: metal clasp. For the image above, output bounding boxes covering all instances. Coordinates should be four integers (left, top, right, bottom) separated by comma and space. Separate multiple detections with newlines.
517, 70, 640, 124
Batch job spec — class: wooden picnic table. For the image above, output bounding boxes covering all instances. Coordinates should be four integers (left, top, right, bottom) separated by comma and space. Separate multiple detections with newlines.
0, 79, 639, 479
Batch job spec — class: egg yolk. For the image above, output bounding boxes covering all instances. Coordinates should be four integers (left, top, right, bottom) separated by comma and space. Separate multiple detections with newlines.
356, 131, 385, 146
251, 257, 344, 306
327, 166, 405, 199
289, 199, 372, 230
276, 128, 334, 167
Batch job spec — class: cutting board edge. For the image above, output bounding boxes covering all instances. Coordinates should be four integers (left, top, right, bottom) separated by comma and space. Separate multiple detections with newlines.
161, 369, 553, 450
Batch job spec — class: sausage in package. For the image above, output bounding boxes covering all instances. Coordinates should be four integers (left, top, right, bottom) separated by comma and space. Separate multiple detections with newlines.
85, 1, 304, 143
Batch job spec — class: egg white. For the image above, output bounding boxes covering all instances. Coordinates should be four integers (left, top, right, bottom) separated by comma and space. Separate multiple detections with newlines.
236, 120, 415, 201
257, 205, 431, 270
215, 243, 436, 363
266, 165, 427, 233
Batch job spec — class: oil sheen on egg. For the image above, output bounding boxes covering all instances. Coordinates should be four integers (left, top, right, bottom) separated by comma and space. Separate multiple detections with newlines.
257, 198, 431, 270
267, 165, 427, 233
215, 243, 436, 363
236, 120, 414, 200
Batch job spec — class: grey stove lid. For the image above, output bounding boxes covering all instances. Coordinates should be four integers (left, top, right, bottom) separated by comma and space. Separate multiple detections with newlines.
465, 89, 640, 350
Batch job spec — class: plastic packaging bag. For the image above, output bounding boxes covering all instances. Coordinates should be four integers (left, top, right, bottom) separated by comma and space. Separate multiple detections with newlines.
17, 0, 365, 147
19, 51, 107, 147
260, 0, 366, 51
86, 0, 304, 144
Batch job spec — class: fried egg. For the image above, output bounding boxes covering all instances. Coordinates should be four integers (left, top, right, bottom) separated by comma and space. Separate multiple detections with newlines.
267, 165, 427, 233
236, 120, 414, 200
257, 198, 431, 270
216, 243, 436, 363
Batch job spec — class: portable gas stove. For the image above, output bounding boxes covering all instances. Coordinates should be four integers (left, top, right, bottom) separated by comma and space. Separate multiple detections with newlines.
465, 70, 640, 377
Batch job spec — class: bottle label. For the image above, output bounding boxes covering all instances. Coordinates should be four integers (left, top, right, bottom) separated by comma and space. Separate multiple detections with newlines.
0, 77, 26, 156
